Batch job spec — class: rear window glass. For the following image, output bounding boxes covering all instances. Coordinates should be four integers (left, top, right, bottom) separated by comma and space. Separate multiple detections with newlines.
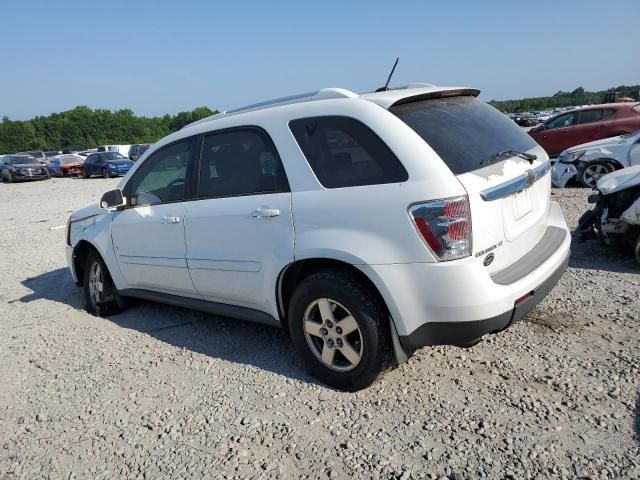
390, 96, 538, 175
289, 116, 408, 188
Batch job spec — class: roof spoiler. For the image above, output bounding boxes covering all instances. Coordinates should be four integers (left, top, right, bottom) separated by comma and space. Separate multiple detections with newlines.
390, 88, 481, 107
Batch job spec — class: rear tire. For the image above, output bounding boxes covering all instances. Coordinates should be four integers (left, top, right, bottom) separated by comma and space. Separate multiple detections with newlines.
83, 250, 121, 317
81, 168, 88, 179
289, 270, 393, 391
634, 234, 640, 265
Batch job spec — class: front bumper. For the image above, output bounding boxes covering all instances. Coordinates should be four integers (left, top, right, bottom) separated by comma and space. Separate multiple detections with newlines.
66, 245, 78, 284
551, 163, 577, 188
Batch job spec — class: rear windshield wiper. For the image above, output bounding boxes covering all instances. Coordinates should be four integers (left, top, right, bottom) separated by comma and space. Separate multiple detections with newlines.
480, 150, 537, 167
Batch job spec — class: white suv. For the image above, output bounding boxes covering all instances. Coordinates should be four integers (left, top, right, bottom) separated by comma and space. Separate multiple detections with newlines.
66, 85, 570, 391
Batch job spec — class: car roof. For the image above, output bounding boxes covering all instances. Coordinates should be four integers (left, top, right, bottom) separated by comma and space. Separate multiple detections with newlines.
182, 84, 480, 131
567, 102, 639, 111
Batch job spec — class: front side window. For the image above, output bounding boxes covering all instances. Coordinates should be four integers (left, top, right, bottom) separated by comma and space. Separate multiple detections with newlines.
602, 109, 616, 120
196, 128, 288, 198
289, 116, 408, 188
578, 109, 604, 124
128, 139, 194, 205
546, 112, 577, 129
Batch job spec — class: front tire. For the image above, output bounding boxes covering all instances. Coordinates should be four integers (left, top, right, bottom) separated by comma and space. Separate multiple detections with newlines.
83, 250, 121, 316
101, 168, 109, 179
289, 270, 393, 391
81, 168, 88, 179
579, 161, 615, 188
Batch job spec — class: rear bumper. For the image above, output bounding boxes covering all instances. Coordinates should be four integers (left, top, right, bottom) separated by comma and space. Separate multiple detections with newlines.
359, 201, 571, 347
397, 251, 569, 351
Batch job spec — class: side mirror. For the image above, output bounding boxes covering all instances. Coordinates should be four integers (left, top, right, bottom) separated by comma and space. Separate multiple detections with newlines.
100, 189, 125, 210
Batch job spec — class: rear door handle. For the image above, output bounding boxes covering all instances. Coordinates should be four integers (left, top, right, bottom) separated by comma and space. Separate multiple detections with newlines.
252, 207, 280, 218
161, 216, 181, 224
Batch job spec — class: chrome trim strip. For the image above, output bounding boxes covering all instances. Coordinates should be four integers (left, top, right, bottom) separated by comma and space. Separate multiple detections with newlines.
480, 161, 550, 201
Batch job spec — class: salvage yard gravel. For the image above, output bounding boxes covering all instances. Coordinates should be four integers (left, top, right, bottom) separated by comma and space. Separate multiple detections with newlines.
0, 178, 638, 479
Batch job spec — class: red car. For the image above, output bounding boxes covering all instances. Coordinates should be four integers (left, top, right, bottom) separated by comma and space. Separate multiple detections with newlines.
529, 102, 640, 156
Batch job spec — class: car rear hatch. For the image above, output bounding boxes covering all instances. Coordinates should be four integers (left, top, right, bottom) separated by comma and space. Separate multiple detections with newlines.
390, 93, 553, 275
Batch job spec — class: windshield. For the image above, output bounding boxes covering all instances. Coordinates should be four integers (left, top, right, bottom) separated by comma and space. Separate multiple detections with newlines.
10, 157, 38, 165
103, 153, 126, 160
390, 96, 539, 175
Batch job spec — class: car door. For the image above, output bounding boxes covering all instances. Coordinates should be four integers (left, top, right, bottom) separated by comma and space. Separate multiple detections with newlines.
84, 155, 95, 175
93, 155, 104, 176
183, 127, 293, 315
538, 111, 578, 155
110, 137, 198, 294
571, 109, 606, 144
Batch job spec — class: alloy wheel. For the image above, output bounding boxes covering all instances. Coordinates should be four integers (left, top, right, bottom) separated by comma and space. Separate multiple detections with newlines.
303, 298, 363, 372
582, 164, 611, 188
88, 261, 104, 307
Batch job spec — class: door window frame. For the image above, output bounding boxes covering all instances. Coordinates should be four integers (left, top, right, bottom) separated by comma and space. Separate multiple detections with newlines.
577, 109, 605, 125
545, 111, 577, 129
192, 125, 290, 201
122, 135, 199, 208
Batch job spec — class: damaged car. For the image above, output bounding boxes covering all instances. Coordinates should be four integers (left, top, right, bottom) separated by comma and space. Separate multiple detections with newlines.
552, 130, 640, 188
577, 164, 640, 264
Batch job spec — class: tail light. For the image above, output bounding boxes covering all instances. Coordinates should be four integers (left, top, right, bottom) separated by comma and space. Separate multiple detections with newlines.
409, 196, 472, 261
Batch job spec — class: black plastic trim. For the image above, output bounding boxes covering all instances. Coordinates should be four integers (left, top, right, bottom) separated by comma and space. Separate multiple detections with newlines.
118, 288, 281, 328
491, 226, 567, 285
398, 252, 569, 351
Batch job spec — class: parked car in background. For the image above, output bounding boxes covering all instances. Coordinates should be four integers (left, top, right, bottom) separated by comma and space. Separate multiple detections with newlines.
128, 143, 152, 161
81, 152, 133, 178
66, 84, 570, 390
97, 145, 131, 157
45, 150, 62, 159
47, 154, 85, 177
76, 149, 97, 157
1, 155, 51, 182
529, 102, 640, 156
552, 131, 640, 187
16, 150, 48, 164
513, 113, 538, 127
62, 147, 87, 154
576, 165, 640, 264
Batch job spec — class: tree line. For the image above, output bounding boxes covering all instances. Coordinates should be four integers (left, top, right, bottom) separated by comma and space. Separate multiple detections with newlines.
488, 85, 640, 113
0, 106, 218, 154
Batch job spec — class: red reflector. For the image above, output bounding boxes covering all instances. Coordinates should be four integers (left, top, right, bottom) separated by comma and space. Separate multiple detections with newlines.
515, 292, 533, 306
413, 217, 442, 253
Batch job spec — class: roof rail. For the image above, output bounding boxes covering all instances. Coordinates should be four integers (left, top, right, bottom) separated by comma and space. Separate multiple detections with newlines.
227, 88, 358, 114
183, 88, 358, 129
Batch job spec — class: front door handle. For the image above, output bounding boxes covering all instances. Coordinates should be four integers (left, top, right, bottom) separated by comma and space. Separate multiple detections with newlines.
161, 216, 181, 224
252, 207, 280, 218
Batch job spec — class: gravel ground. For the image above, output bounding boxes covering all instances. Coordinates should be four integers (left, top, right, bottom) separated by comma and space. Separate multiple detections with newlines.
0, 177, 638, 480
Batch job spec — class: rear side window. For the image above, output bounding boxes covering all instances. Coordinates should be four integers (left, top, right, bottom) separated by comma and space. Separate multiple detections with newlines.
289, 116, 408, 188
390, 96, 538, 175
578, 109, 604, 124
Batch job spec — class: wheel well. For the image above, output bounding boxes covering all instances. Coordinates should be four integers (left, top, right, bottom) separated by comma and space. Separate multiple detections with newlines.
590, 158, 623, 170
277, 258, 388, 332
72, 240, 98, 286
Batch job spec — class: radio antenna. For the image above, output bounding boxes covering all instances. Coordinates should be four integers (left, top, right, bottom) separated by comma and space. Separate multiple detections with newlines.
376, 57, 399, 92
